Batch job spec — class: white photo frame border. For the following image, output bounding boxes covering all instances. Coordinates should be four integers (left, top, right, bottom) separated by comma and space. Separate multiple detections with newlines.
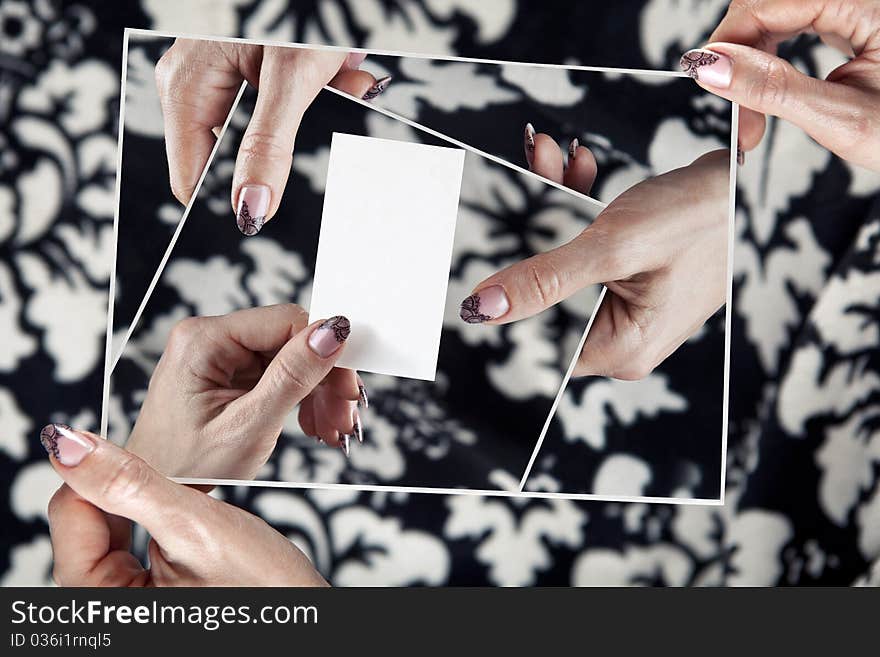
104, 28, 738, 506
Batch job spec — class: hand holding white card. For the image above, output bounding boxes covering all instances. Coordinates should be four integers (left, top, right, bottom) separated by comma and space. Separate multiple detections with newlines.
309, 133, 465, 380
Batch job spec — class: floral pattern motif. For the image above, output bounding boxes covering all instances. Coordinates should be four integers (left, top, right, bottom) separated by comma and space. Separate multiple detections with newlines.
2, 0, 879, 587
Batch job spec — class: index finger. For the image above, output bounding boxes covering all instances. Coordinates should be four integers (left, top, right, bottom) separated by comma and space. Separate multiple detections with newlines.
47, 483, 145, 586
708, 0, 878, 50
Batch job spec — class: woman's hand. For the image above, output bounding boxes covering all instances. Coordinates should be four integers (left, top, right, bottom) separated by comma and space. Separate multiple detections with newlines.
155, 39, 390, 233
680, 0, 880, 171
460, 127, 728, 380
42, 424, 325, 586
127, 304, 365, 479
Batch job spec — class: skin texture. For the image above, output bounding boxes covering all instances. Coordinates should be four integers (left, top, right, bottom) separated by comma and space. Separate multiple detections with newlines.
46, 429, 326, 587
473, 131, 729, 379
155, 39, 385, 222
126, 304, 360, 478
700, 0, 880, 170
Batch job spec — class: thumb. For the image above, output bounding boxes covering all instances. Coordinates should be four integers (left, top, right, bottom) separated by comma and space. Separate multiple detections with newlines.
40, 424, 196, 547
679, 43, 877, 167
230, 315, 351, 426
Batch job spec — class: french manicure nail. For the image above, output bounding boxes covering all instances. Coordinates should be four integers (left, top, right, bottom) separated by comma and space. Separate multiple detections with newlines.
40, 423, 95, 467
352, 410, 363, 444
363, 76, 392, 101
236, 184, 270, 236
339, 434, 350, 458
524, 122, 536, 166
679, 49, 732, 89
459, 285, 510, 324
308, 316, 350, 357
568, 138, 579, 163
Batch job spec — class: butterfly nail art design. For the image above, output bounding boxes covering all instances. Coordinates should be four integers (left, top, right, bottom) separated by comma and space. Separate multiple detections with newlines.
679, 50, 720, 79
236, 200, 265, 236
459, 294, 492, 324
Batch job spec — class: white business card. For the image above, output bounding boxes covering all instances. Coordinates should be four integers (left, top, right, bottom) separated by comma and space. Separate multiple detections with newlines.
309, 133, 465, 380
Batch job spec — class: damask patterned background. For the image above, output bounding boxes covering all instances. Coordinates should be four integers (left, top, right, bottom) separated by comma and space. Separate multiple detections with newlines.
2, 0, 879, 585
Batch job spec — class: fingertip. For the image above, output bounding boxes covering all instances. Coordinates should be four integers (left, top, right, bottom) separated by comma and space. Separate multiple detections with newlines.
307, 316, 351, 358
738, 108, 766, 151
234, 184, 271, 236
330, 69, 378, 99
564, 143, 598, 195
40, 424, 96, 469
531, 133, 565, 183
459, 285, 511, 324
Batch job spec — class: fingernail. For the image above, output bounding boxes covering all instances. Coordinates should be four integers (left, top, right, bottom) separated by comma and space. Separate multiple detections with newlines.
352, 409, 363, 444
568, 137, 579, 163
40, 423, 95, 467
736, 141, 745, 166
459, 285, 510, 324
236, 184, 270, 236
356, 375, 369, 409
524, 122, 536, 166
679, 49, 732, 88
339, 434, 350, 458
362, 76, 392, 101
308, 316, 350, 357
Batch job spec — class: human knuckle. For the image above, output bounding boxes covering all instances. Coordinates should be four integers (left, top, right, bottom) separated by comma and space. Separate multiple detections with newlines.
527, 259, 563, 308
238, 131, 292, 164
844, 104, 875, 150
273, 355, 312, 393
167, 317, 203, 350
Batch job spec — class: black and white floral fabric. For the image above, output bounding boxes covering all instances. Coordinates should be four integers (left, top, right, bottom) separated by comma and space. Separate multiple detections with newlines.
1, 0, 879, 586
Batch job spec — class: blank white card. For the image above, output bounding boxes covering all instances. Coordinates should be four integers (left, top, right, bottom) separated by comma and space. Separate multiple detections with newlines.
309, 133, 465, 380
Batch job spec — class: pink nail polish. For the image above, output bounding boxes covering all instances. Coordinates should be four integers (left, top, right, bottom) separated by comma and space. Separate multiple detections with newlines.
308, 316, 351, 357
362, 76, 392, 101
679, 49, 732, 88
236, 184, 270, 236
40, 424, 95, 467
524, 123, 536, 167
459, 285, 510, 324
